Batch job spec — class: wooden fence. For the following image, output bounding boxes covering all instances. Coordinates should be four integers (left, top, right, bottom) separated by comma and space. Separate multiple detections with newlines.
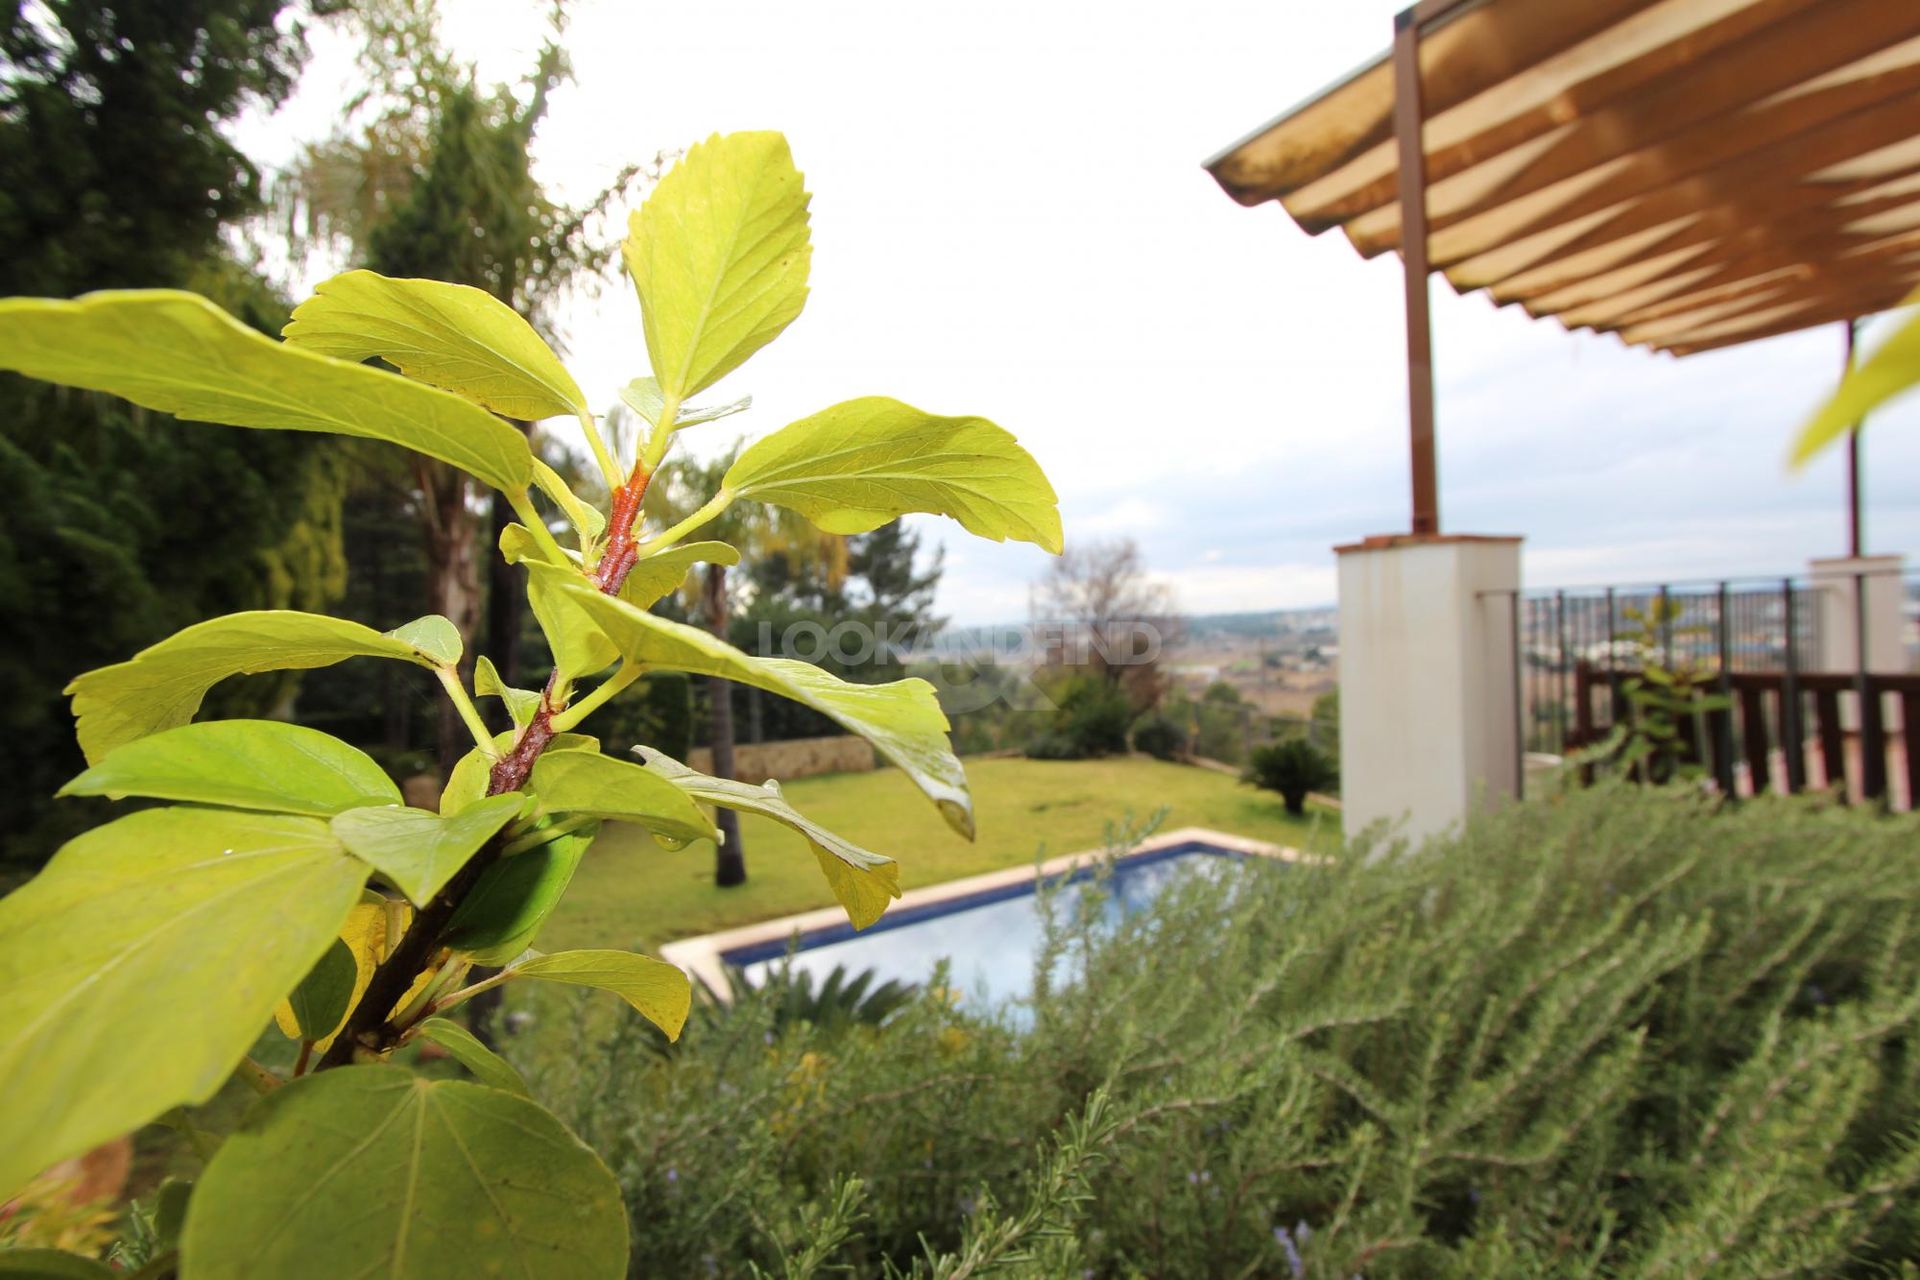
1569, 662, 1918, 810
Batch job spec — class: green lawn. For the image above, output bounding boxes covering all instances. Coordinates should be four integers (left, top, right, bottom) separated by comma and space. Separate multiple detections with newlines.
543, 756, 1336, 951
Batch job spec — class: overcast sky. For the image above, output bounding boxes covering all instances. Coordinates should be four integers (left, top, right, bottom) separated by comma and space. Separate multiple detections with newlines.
238, 0, 1920, 625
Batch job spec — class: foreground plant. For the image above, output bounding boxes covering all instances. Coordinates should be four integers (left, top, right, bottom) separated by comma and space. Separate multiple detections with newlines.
0, 130, 1060, 1279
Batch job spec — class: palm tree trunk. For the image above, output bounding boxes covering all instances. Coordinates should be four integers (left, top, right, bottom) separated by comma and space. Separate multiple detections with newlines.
704, 563, 746, 887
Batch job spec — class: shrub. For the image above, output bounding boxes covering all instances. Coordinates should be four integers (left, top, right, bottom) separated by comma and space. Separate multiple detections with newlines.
1130, 712, 1183, 761
1023, 674, 1131, 760
1244, 736, 1338, 813
533, 786, 1920, 1278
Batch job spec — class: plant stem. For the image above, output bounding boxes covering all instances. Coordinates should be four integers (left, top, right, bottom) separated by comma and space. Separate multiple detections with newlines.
435, 666, 498, 758
425, 965, 519, 1019
550, 661, 645, 733
506, 488, 571, 567
636, 488, 731, 558
578, 410, 624, 493
499, 813, 598, 857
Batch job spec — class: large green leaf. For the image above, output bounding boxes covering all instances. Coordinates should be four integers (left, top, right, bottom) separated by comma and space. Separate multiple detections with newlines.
725, 397, 1062, 552
66, 610, 454, 765
624, 131, 811, 401
180, 1066, 626, 1280
331, 794, 525, 906
527, 561, 621, 678
0, 290, 532, 492
442, 821, 600, 963
59, 720, 403, 817
414, 1017, 530, 1096
0, 1252, 116, 1279
283, 938, 358, 1041
1791, 305, 1920, 466
529, 748, 718, 847
283, 269, 589, 422
513, 950, 691, 1040
637, 747, 900, 928
618, 540, 740, 609
548, 571, 975, 837
0, 808, 367, 1198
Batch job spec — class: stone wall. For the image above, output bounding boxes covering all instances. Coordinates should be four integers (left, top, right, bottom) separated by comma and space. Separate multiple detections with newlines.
688, 734, 877, 782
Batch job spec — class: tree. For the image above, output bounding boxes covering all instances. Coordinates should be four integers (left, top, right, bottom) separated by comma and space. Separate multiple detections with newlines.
0, 0, 346, 867
271, 0, 650, 773
1030, 537, 1179, 711
647, 443, 845, 886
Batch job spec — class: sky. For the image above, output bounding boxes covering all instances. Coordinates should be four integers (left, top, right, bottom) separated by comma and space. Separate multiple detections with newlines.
237, 0, 1920, 625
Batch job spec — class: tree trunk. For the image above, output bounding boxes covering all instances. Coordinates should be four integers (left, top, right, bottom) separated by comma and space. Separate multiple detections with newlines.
704, 563, 746, 887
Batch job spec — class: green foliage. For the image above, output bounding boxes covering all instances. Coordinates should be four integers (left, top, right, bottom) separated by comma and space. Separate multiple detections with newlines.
0, 0, 348, 869
1244, 737, 1339, 814
1025, 673, 1132, 760
0, 129, 1060, 1278
1130, 712, 1184, 761
539, 786, 1920, 1277
1792, 304, 1920, 465
1581, 598, 1730, 785
180, 1066, 627, 1279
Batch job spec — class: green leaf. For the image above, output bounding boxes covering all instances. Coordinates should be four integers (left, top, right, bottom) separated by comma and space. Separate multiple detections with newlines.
59, 719, 403, 817
1791, 305, 1920, 466
331, 794, 524, 906
618, 540, 740, 609
284, 938, 357, 1041
475, 656, 540, 728
638, 748, 900, 928
385, 614, 463, 667
529, 749, 718, 846
0, 808, 367, 1199
532, 456, 607, 543
443, 821, 600, 963
283, 269, 589, 422
500, 520, 574, 568
725, 397, 1062, 552
440, 731, 597, 816
0, 290, 533, 492
619, 376, 751, 428
0, 1252, 117, 1279
547, 570, 975, 837
624, 131, 811, 400
65, 610, 454, 765
414, 1017, 530, 1096
513, 950, 691, 1040
527, 563, 621, 678
181, 1066, 626, 1280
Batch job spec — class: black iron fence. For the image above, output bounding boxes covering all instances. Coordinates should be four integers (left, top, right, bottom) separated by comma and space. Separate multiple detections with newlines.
1495, 566, 1918, 808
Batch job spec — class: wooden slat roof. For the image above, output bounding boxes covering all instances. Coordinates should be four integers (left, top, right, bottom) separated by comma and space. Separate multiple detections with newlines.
1206, 0, 1920, 356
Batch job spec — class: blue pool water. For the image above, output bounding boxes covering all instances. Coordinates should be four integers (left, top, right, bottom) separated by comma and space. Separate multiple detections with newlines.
729, 841, 1244, 1007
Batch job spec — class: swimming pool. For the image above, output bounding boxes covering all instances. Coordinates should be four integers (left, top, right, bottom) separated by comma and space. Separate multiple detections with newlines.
661, 829, 1296, 1009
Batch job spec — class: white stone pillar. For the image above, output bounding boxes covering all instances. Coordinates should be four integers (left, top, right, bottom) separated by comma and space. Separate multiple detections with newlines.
1809, 555, 1907, 674
1336, 534, 1522, 850
1808, 554, 1908, 732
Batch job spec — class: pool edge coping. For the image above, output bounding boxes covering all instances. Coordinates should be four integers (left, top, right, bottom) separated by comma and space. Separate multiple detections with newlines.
658, 826, 1302, 995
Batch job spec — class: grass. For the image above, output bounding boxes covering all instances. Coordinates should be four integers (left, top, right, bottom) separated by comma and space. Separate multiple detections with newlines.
542, 755, 1336, 951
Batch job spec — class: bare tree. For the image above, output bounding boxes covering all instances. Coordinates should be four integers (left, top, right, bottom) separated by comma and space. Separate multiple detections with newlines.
1029, 538, 1181, 709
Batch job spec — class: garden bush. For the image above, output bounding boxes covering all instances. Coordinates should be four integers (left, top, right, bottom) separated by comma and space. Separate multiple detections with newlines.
1244, 737, 1339, 814
532, 785, 1920, 1278
1024, 674, 1133, 760
1129, 712, 1184, 761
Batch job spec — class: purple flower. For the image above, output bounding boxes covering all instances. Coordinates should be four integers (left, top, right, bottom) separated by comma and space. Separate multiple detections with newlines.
1273, 1225, 1305, 1279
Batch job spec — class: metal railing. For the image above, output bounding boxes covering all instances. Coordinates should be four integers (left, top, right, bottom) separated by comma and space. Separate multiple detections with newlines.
1493, 565, 1918, 807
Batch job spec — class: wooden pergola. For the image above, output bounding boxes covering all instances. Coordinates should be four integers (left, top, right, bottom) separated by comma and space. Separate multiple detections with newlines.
1207, 0, 1920, 540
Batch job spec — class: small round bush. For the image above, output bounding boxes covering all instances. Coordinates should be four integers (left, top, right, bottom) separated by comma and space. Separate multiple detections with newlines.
1243, 737, 1337, 814
1130, 713, 1183, 761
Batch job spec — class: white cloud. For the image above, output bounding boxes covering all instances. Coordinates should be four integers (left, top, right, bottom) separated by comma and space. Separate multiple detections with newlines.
241, 0, 1920, 628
